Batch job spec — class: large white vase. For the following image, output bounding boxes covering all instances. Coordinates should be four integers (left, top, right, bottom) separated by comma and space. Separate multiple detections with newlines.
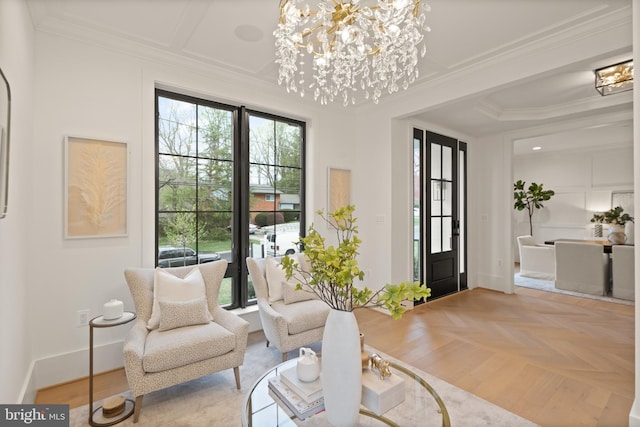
322, 309, 362, 427
608, 224, 627, 245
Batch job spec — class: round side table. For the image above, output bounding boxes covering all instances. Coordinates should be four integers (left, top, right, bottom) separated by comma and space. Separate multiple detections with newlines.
89, 311, 136, 427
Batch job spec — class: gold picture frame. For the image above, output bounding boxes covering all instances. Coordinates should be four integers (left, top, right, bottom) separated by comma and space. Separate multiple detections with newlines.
64, 136, 128, 238
328, 167, 351, 212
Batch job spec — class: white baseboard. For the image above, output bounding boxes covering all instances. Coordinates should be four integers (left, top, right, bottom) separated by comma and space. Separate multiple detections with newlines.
231, 306, 262, 333
476, 274, 511, 293
19, 360, 37, 404
19, 340, 124, 404
630, 398, 640, 427
19, 309, 264, 403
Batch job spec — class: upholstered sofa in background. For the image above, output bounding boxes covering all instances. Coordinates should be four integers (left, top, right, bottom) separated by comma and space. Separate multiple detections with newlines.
517, 235, 556, 280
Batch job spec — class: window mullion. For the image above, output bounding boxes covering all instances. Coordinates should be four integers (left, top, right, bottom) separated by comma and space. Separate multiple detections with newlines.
156, 90, 305, 310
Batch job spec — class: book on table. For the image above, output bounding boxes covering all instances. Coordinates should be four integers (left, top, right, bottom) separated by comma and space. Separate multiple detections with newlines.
267, 376, 324, 420
279, 366, 323, 403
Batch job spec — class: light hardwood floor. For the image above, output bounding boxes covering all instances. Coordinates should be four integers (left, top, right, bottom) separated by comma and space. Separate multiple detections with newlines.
36, 287, 634, 427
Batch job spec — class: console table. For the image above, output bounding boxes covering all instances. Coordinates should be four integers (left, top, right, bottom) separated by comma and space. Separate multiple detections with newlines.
89, 312, 136, 426
242, 356, 450, 427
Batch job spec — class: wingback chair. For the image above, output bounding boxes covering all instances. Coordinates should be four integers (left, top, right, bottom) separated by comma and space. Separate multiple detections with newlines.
246, 256, 330, 362
517, 235, 556, 280
123, 260, 249, 422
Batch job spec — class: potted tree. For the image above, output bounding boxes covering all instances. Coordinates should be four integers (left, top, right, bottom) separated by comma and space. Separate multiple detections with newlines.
513, 180, 555, 236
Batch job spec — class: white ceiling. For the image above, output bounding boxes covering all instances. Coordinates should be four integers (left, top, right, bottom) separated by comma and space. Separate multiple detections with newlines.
26, 0, 634, 155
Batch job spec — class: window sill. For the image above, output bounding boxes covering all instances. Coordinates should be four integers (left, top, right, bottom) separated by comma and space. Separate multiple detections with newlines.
230, 304, 259, 316
230, 305, 261, 332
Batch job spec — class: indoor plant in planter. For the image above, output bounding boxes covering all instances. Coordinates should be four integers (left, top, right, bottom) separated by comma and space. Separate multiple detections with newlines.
282, 205, 430, 427
594, 206, 634, 244
513, 179, 555, 237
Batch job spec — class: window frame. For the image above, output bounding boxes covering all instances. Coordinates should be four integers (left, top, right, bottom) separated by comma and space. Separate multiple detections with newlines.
155, 90, 306, 309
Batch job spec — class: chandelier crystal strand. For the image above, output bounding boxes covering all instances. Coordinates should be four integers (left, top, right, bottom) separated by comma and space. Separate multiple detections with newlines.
274, 0, 431, 106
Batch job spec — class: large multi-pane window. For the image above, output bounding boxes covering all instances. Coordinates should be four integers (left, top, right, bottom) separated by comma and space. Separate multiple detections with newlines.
155, 90, 305, 308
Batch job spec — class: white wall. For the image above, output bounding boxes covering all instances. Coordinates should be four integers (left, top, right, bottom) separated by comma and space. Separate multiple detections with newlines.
26, 29, 357, 392
468, 134, 514, 292
351, 3, 632, 300
0, 0, 35, 404
513, 145, 634, 259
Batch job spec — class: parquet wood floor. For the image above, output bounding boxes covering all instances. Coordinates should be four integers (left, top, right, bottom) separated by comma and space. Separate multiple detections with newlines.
356, 287, 634, 427
36, 287, 634, 427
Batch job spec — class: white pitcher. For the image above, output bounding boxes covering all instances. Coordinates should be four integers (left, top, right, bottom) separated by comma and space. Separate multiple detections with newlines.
296, 347, 320, 382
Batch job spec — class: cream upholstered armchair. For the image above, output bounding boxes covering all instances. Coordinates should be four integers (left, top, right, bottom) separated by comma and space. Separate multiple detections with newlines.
555, 242, 608, 295
246, 256, 330, 362
517, 235, 556, 280
123, 260, 249, 423
612, 245, 635, 301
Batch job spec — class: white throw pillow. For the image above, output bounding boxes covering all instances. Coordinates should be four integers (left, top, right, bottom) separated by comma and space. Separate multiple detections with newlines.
282, 281, 318, 304
265, 257, 287, 303
147, 267, 211, 330
158, 296, 211, 332
265, 254, 307, 304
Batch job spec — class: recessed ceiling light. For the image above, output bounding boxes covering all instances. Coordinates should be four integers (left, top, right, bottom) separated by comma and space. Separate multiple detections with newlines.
234, 25, 263, 42
532, 146, 542, 151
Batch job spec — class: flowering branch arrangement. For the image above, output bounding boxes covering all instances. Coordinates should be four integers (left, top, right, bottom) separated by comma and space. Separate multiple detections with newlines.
591, 206, 634, 226
281, 205, 430, 319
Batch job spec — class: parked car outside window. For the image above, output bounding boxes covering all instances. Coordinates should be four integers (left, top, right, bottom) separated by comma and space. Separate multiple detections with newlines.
157, 246, 221, 268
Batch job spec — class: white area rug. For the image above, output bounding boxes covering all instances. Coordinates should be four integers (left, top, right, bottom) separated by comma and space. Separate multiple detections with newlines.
515, 273, 633, 306
70, 336, 538, 427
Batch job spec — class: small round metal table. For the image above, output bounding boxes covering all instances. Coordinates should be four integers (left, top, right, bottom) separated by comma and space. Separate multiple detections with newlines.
88, 311, 136, 426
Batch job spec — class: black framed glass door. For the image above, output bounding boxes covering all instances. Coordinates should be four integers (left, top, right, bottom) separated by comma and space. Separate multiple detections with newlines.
413, 129, 467, 301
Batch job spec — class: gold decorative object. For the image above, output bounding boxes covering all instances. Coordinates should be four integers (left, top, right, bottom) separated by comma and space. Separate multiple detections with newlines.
360, 333, 369, 370
369, 353, 392, 380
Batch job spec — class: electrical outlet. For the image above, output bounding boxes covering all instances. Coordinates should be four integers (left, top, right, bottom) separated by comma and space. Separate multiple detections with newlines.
77, 309, 90, 327
497, 259, 503, 267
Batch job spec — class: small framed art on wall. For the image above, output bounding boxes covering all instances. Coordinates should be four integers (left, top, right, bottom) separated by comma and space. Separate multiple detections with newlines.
64, 136, 128, 238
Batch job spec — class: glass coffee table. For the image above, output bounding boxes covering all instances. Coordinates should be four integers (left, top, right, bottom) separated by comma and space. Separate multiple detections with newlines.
242, 356, 450, 427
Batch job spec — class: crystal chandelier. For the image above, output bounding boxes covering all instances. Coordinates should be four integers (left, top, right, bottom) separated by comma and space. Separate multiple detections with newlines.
274, 0, 431, 106
594, 60, 634, 96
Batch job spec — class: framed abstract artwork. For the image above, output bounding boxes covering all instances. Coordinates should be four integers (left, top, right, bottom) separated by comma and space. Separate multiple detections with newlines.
64, 136, 128, 238
612, 191, 634, 215
328, 167, 351, 212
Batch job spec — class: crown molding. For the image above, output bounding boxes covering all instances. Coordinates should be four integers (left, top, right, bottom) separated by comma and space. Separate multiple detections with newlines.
408, 5, 632, 95
475, 91, 632, 122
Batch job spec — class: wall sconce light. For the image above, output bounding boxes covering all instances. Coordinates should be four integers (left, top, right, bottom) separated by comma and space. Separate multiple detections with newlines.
594, 60, 633, 95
